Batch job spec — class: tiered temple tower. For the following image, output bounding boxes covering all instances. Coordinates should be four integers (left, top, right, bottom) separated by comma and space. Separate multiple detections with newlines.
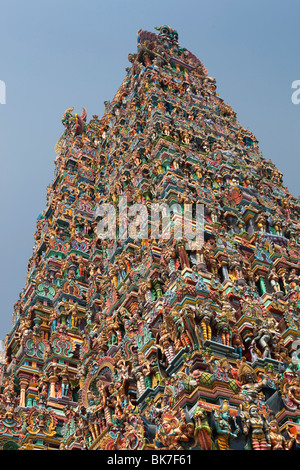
0, 26, 300, 451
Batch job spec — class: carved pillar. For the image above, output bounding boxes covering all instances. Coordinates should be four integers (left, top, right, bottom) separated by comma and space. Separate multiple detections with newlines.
19, 378, 29, 407
259, 276, 267, 295
153, 279, 163, 298
49, 375, 58, 398
221, 264, 230, 281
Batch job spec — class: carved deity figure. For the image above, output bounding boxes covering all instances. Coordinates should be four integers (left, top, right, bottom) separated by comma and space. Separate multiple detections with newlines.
197, 302, 215, 342
269, 420, 295, 450
193, 406, 213, 450
268, 268, 281, 293
214, 400, 239, 450
240, 405, 271, 450
155, 413, 189, 450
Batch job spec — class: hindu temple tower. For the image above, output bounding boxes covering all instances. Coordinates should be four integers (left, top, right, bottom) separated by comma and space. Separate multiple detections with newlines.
0, 26, 299, 451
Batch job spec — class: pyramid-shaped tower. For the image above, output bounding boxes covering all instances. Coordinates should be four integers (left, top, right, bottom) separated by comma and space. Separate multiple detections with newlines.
0, 26, 300, 451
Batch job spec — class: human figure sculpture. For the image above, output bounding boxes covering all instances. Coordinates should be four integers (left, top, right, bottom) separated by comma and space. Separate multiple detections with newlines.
269, 420, 295, 450
232, 327, 245, 359
240, 404, 271, 450
252, 317, 280, 358
155, 413, 189, 450
214, 400, 239, 450
197, 302, 215, 342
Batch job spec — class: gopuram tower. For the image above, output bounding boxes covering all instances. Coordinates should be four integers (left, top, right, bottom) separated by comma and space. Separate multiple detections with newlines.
0, 26, 299, 451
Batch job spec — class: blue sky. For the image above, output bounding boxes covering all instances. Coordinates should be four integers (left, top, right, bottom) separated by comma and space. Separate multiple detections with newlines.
0, 0, 299, 339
